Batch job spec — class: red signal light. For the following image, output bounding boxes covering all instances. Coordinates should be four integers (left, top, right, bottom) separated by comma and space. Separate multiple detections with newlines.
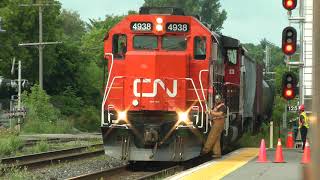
285, 89, 293, 97
286, 0, 293, 8
283, 0, 297, 11
285, 44, 293, 53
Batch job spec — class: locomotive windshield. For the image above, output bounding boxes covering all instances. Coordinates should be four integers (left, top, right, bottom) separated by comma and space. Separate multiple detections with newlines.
133, 35, 158, 50
162, 36, 187, 51
227, 49, 237, 65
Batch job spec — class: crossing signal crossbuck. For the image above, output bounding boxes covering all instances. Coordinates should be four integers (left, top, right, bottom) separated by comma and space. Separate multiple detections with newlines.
282, 0, 297, 11
282, 72, 297, 100
282, 26, 297, 56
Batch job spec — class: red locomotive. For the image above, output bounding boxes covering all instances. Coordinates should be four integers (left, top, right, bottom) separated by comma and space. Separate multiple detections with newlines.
101, 7, 273, 161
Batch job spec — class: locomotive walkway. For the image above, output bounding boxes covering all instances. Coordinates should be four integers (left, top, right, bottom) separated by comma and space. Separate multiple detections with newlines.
168, 148, 304, 180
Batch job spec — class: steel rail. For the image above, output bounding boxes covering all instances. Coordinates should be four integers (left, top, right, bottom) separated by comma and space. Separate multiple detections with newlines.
136, 165, 183, 180
23, 138, 81, 147
1, 144, 104, 170
66, 164, 129, 180
67, 164, 183, 180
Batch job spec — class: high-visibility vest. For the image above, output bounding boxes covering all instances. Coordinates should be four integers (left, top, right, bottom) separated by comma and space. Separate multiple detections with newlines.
299, 112, 309, 129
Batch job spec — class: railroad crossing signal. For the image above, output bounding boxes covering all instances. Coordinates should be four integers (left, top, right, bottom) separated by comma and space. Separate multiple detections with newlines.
282, 27, 297, 56
3, 109, 27, 119
282, 72, 297, 100
282, 0, 297, 11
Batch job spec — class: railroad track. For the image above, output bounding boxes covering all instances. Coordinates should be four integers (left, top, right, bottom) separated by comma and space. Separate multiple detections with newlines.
67, 164, 183, 180
1, 144, 104, 170
23, 136, 102, 147
23, 138, 80, 147
66, 147, 236, 180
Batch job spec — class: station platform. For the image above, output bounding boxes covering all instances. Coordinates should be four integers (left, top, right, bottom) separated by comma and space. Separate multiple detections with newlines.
168, 148, 305, 180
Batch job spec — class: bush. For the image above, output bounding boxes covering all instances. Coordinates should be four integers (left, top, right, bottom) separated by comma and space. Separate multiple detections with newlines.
75, 106, 100, 132
22, 84, 72, 134
238, 122, 286, 148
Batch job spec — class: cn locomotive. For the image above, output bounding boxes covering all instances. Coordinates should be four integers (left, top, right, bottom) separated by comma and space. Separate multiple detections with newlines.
101, 7, 273, 162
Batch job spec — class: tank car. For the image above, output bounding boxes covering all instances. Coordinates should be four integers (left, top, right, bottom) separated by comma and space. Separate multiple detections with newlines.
101, 7, 273, 162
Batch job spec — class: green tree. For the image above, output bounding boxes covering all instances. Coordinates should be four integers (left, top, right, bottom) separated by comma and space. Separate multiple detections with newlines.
143, 0, 226, 31
0, 0, 62, 84
51, 86, 83, 116
57, 9, 86, 43
199, 0, 227, 31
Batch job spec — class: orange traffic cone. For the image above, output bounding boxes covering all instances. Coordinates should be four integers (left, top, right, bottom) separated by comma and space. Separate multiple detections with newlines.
301, 140, 311, 164
257, 139, 269, 163
286, 132, 294, 148
273, 138, 286, 163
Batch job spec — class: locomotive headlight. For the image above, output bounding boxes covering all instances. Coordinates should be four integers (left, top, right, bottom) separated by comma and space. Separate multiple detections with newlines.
156, 24, 163, 31
178, 112, 189, 123
117, 111, 127, 121
156, 17, 163, 24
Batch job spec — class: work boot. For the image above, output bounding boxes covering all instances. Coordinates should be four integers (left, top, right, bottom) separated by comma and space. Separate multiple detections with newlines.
212, 154, 222, 158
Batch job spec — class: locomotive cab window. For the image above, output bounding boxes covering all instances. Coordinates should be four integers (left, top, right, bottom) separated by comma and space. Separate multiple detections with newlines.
133, 35, 158, 50
194, 37, 207, 60
227, 49, 237, 65
112, 34, 127, 59
162, 36, 187, 51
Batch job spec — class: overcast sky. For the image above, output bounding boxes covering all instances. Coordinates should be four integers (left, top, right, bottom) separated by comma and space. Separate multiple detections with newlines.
58, 0, 291, 46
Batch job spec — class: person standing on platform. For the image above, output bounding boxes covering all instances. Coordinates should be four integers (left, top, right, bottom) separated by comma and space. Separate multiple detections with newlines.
202, 94, 226, 158
298, 104, 309, 150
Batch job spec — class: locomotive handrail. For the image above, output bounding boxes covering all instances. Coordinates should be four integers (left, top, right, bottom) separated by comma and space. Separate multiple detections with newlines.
101, 53, 115, 126
103, 53, 114, 103
224, 82, 240, 86
101, 76, 125, 126
199, 70, 209, 111
180, 78, 204, 131
199, 70, 210, 134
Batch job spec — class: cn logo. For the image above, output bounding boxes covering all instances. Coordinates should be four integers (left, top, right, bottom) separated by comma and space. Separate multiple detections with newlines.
133, 79, 178, 98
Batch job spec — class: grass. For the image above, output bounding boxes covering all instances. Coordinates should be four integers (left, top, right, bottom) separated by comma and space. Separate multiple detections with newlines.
22, 120, 73, 134
30, 140, 50, 154
0, 130, 23, 157
0, 164, 37, 180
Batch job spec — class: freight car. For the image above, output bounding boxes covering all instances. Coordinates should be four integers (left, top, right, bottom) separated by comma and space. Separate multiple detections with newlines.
101, 7, 273, 162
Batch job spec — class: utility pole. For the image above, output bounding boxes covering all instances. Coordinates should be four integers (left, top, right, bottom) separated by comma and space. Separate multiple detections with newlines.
265, 45, 270, 74
10, 57, 22, 131
311, 0, 320, 179
17, 60, 21, 131
18, 2, 61, 89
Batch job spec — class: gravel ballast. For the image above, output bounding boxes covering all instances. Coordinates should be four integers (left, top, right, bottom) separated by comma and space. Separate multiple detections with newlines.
31, 155, 125, 180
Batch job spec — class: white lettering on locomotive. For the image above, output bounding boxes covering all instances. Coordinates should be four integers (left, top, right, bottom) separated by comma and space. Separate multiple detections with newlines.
133, 79, 177, 98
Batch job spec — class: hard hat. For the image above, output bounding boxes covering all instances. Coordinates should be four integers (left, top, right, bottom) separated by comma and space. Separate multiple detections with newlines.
215, 94, 222, 101
299, 104, 305, 111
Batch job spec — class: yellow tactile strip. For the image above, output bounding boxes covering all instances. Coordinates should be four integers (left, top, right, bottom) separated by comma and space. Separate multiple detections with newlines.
170, 148, 259, 180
